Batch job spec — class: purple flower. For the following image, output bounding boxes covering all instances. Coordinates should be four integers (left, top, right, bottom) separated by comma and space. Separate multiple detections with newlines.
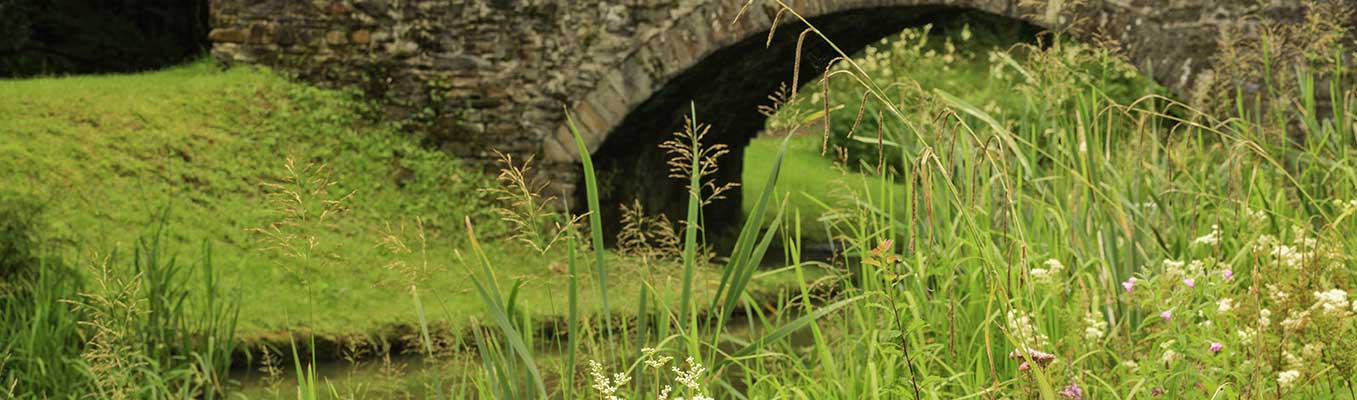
1183, 278, 1195, 288
1210, 342, 1223, 353
1059, 382, 1084, 399
1223, 269, 1233, 281
1160, 310, 1172, 321
1122, 277, 1137, 293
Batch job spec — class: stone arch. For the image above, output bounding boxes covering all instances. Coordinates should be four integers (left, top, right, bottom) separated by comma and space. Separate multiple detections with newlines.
541, 1, 1202, 244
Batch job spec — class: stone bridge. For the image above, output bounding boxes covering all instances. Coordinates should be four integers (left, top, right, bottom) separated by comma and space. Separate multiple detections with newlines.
209, 0, 1316, 242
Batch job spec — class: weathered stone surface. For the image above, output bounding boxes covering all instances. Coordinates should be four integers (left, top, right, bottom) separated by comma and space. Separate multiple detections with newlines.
351, 29, 371, 45
209, 0, 1332, 244
208, 28, 248, 43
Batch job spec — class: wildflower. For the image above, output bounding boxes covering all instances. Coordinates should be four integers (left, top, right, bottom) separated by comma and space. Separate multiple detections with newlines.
1122, 277, 1137, 293
1160, 310, 1172, 321
1303, 344, 1324, 362
642, 347, 673, 369
1277, 370, 1301, 388
1313, 289, 1350, 315
1009, 348, 1056, 371
658, 385, 673, 400
1259, 309, 1272, 327
672, 357, 706, 391
1006, 309, 1049, 348
1280, 310, 1309, 331
1083, 310, 1107, 340
588, 360, 631, 400
1192, 225, 1221, 246
1187, 259, 1206, 275
1163, 259, 1186, 274
1209, 342, 1223, 353
1151, 388, 1165, 396
1284, 351, 1303, 369
1267, 284, 1289, 302
1160, 348, 1181, 364
1183, 278, 1195, 288
1269, 243, 1304, 269
1222, 269, 1233, 280
1031, 259, 1065, 283
1059, 382, 1084, 399
1122, 360, 1139, 370
1217, 298, 1233, 313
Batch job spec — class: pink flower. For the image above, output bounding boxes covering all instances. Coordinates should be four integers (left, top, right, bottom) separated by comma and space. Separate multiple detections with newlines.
1122, 277, 1137, 293
1160, 310, 1172, 321
1210, 342, 1223, 353
1183, 278, 1195, 288
1059, 382, 1084, 399
1010, 349, 1056, 372
1223, 269, 1233, 280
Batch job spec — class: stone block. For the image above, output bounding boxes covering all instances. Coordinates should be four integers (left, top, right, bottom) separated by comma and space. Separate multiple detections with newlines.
325, 30, 349, 45
543, 129, 578, 163
327, 2, 353, 14
208, 28, 249, 43
352, 29, 371, 44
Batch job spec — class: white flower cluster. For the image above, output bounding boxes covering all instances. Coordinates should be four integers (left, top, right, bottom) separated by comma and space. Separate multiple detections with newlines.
1312, 289, 1350, 316
1163, 259, 1186, 276
1267, 284, 1290, 302
1253, 231, 1323, 270
1159, 340, 1181, 364
1278, 370, 1301, 388
1006, 309, 1049, 348
1192, 224, 1221, 246
1217, 298, 1234, 313
610, 351, 712, 400
1083, 310, 1107, 340
640, 352, 716, 400
1335, 199, 1357, 213
1245, 207, 1267, 226
589, 360, 632, 400
1031, 259, 1064, 283
1161, 259, 1209, 280
665, 357, 711, 400
1280, 310, 1309, 332
643, 347, 674, 369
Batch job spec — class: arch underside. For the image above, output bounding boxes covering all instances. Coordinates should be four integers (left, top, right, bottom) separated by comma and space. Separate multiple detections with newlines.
585, 6, 1039, 246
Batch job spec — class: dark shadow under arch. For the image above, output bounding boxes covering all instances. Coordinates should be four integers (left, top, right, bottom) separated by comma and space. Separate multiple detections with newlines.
586, 6, 1042, 247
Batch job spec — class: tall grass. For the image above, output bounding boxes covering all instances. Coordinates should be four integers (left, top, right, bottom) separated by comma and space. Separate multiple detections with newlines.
0, 200, 241, 398
443, 1, 1357, 399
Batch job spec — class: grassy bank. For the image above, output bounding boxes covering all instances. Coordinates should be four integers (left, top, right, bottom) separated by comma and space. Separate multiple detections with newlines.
0, 60, 760, 342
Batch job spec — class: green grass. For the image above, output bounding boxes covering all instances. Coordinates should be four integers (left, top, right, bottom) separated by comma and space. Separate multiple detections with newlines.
6, 4, 1357, 399
744, 17, 1162, 245
743, 134, 906, 242
0, 59, 779, 342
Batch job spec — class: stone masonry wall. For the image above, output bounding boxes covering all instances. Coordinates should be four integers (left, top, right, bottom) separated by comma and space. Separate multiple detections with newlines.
209, 0, 1327, 241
